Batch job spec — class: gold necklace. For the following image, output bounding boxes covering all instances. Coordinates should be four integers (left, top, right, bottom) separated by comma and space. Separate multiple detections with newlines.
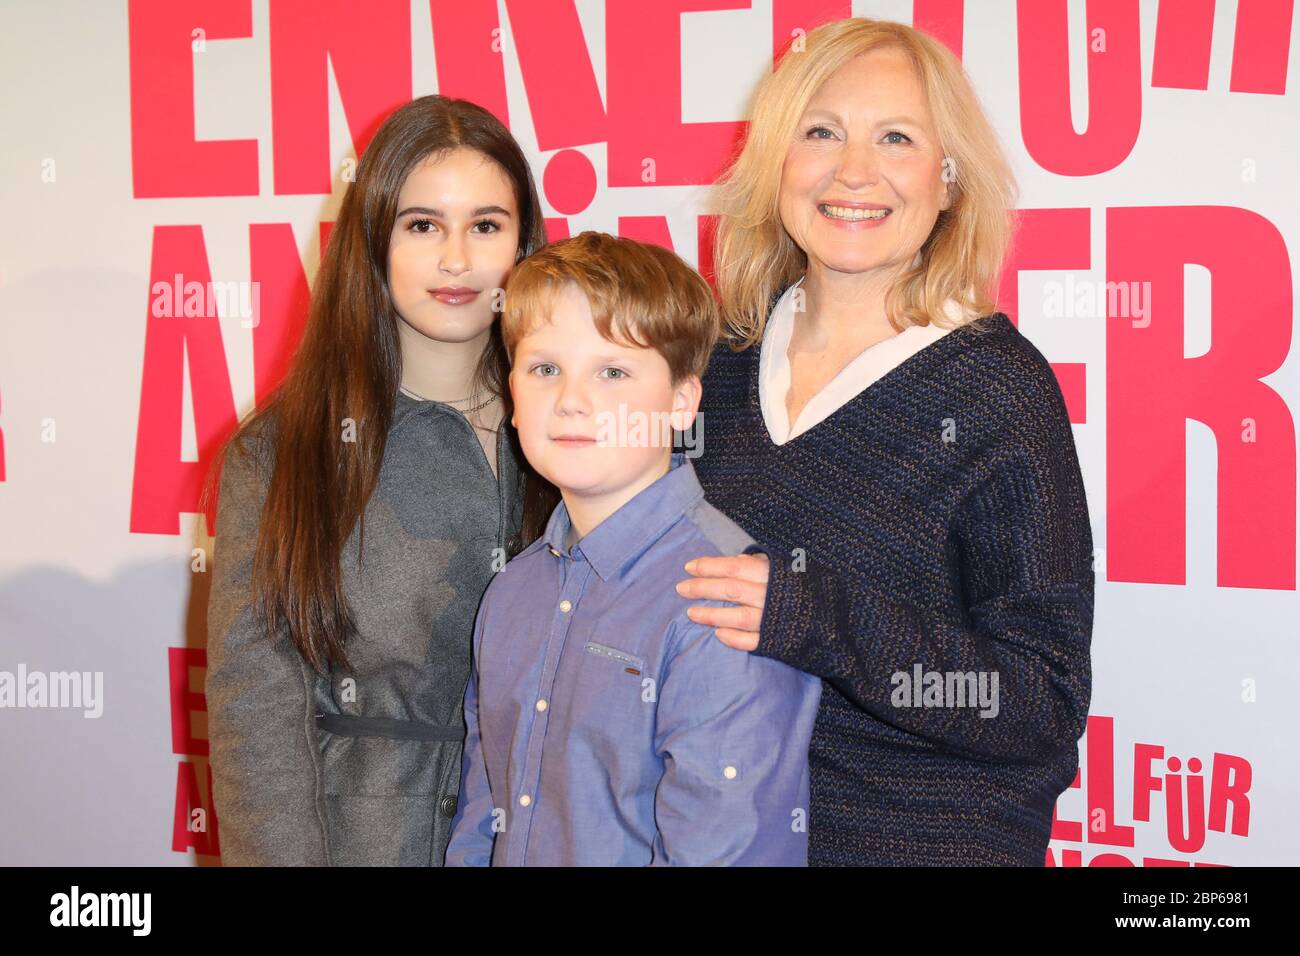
399, 383, 496, 414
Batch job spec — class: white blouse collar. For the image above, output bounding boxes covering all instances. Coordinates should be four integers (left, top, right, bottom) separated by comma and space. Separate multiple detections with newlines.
758, 275, 965, 446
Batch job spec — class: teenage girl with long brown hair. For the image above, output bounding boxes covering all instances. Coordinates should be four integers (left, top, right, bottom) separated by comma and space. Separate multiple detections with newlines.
202, 95, 557, 866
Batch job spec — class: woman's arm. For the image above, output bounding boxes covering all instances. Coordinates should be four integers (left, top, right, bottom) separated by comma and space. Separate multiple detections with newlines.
205, 432, 332, 865
680, 405, 1094, 767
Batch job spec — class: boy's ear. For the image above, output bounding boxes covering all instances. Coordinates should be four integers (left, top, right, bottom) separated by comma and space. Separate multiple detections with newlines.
507, 370, 518, 428
669, 374, 703, 432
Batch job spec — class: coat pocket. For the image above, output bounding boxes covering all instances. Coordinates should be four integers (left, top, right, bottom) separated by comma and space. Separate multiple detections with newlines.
316, 716, 465, 866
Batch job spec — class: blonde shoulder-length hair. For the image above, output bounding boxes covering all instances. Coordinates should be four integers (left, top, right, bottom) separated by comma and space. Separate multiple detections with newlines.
711, 17, 1018, 349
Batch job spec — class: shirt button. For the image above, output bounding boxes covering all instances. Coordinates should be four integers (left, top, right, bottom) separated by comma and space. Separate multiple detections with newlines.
519, 794, 532, 807
536, 699, 548, 712
559, 599, 572, 612
723, 766, 738, 780
548, 547, 560, 557
439, 794, 458, 817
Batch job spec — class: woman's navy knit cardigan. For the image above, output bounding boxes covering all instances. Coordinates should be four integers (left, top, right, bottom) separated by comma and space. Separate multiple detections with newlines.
693, 302, 1094, 866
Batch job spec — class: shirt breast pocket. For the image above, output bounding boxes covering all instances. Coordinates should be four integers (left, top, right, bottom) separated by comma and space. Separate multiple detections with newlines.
583, 641, 647, 676
572, 642, 653, 756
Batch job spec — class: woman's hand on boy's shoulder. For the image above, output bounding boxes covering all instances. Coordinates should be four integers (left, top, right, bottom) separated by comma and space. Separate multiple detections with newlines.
674, 553, 769, 651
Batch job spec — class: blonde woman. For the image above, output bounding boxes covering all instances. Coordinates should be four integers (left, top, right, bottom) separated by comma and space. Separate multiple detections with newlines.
677, 18, 1093, 865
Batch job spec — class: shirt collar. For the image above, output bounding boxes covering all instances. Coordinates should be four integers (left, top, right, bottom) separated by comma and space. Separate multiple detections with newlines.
541, 452, 704, 582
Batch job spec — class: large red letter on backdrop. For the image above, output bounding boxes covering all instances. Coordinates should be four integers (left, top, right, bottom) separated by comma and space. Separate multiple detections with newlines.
131, 227, 237, 536
997, 207, 1092, 423
607, 0, 749, 187
1107, 206, 1295, 590
270, 0, 412, 195
128, 0, 258, 197
1018, 0, 1142, 176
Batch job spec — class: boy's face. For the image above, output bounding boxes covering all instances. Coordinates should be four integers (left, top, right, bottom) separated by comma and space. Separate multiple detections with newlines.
509, 282, 701, 506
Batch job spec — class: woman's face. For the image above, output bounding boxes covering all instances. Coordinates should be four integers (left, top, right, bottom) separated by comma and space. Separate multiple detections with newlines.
778, 47, 951, 281
387, 147, 521, 344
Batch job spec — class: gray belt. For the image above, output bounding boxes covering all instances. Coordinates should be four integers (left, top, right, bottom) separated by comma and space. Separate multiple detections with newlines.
316, 713, 463, 742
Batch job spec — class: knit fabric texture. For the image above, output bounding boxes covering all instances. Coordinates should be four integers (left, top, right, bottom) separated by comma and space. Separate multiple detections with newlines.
693, 308, 1094, 866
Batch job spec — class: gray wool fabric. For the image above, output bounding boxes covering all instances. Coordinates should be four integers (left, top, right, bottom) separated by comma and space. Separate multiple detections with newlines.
205, 388, 522, 866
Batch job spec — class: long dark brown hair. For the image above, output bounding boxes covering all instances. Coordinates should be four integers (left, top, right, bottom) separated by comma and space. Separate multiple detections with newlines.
202, 95, 559, 674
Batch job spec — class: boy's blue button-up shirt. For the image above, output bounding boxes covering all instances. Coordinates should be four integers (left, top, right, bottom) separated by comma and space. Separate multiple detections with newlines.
444, 452, 822, 866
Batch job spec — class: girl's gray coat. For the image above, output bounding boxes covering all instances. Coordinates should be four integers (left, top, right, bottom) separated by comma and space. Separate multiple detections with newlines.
205, 389, 522, 865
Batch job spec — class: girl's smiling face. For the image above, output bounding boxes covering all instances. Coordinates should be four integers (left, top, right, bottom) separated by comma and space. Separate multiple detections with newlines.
778, 47, 952, 280
387, 147, 521, 344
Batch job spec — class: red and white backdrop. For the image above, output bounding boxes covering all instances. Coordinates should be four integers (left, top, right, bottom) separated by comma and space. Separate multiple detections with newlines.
0, 0, 1295, 865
